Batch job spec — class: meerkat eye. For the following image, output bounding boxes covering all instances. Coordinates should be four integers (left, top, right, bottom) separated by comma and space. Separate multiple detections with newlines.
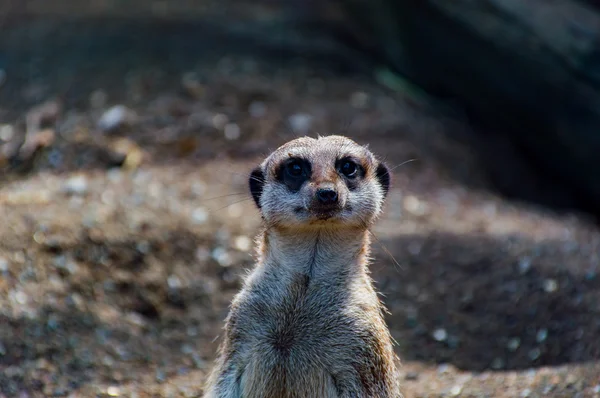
340, 160, 358, 178
286, 159, 305, 178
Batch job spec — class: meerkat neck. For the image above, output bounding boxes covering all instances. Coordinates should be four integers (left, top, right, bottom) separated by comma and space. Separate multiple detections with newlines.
257, 227, 371, 279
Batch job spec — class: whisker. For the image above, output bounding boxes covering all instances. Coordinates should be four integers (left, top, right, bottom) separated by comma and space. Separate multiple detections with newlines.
388, 158, 418, 172
211, 198, 254, 213
368, 229, 404, 273
199, 192, 249, 203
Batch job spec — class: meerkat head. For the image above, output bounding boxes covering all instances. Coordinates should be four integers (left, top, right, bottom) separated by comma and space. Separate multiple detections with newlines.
248, 135, 390, 230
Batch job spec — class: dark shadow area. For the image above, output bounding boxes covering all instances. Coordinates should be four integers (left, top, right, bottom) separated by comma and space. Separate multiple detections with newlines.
373, 231, 600, 371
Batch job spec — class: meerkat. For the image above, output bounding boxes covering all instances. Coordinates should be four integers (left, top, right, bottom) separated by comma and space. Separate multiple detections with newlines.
204, 135, 401, 398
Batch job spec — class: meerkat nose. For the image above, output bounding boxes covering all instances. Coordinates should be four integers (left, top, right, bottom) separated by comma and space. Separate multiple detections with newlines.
316, 188, 338, 205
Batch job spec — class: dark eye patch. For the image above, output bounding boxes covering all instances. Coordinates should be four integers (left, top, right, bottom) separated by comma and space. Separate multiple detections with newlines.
276, 157, 311, 192
336, 156, 365, 191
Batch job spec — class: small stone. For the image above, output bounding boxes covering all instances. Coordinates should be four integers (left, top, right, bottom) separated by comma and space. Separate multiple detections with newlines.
518, 257, 532, 274
592, 384, 600, 393
288, 113, 313, 135
0, 257, 9, 272
0, 124, 14, 142
136, 240, 151, 254
89, 90, 108, 108
191, 207, 209, 225
543, 279, 558, 293
404, 195, 428, 216
528, 348, 541, 361
167, 275, 182, 289
155, 369, 166, 383
404, 371, 419, 381
536, 328, 548, 343
507, 337, 521, 351
106, 386, 120, 396
432, 328, 448, 342
490, 357, 505, 370
13, 290, 27, 305
181, 344, 195, 355
62, 175, 88, 195
350, 91, 369, 109
234, 235, 252, 252
248, 101, 267, 118
520, 388, 532, 397
98, 105, 134, 132
212, 247, 232, 267
449, 385, 463, 396
195, 246, 210, 262
212, 114, 229, 130
437, 364, 453, 375
181, 72, 204, 98
224, 123, 241, 140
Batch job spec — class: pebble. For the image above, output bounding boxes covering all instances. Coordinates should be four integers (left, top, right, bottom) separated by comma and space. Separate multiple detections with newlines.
106, 386, 120, 396
212, 113, 229, 130
62, 175, 89, 195
98, 105, 133, 132
490, 357, 505, 370
167, 275, 182, 289
449, 385, 463, 396
543, 279, 559, 293
224, 123, 241, 140
432, 328, 448, 342
350, 91, 369, 109
536, 328, 548, 343
592, 384, 600, 393
528, 348, 541, 361
0, 124, 14, 142
0, 257, 9, 272
520, 388, 532, 397
518, 257, 532, 274
212, 247, 232, 267
288, 113, 313, 135
404, 371, 419, 381
181, 72, 204, 98
404, 195, 428, 216
234, 235, 252, 252
89, 90, 108, 108
155, 369, 166, 383
191, 207, 209, 225
248, 101, 267, 118
507, 337, 521, 351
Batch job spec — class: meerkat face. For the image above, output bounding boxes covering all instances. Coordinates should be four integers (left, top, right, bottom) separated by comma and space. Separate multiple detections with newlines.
249, 135, 390, 229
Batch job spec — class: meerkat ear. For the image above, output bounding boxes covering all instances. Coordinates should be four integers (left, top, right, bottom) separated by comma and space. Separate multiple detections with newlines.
375, 162, 390, 197
249, 167, 265, 208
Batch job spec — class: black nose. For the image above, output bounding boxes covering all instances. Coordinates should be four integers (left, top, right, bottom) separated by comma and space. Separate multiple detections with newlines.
316, 188, 338, 205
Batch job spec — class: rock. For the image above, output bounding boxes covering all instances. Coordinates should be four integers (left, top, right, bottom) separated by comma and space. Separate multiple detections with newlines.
432, 328, 448, 342
288, 113, 313, 135
98, 105, 135, 132
224, 123, 241, 140
62, 175, 89, 196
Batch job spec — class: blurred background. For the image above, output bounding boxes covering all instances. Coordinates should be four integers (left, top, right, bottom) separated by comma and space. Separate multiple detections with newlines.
0, 1, 599, 397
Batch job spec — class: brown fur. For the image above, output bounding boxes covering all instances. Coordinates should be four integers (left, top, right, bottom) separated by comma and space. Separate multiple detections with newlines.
204, 136, 402, 397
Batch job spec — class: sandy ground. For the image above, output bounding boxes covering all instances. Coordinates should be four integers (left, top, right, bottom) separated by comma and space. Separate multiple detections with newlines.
0, 15, 600, 398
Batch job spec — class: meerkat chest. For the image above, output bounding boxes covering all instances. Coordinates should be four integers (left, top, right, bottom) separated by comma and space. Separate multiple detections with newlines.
237, 273, 376, 364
